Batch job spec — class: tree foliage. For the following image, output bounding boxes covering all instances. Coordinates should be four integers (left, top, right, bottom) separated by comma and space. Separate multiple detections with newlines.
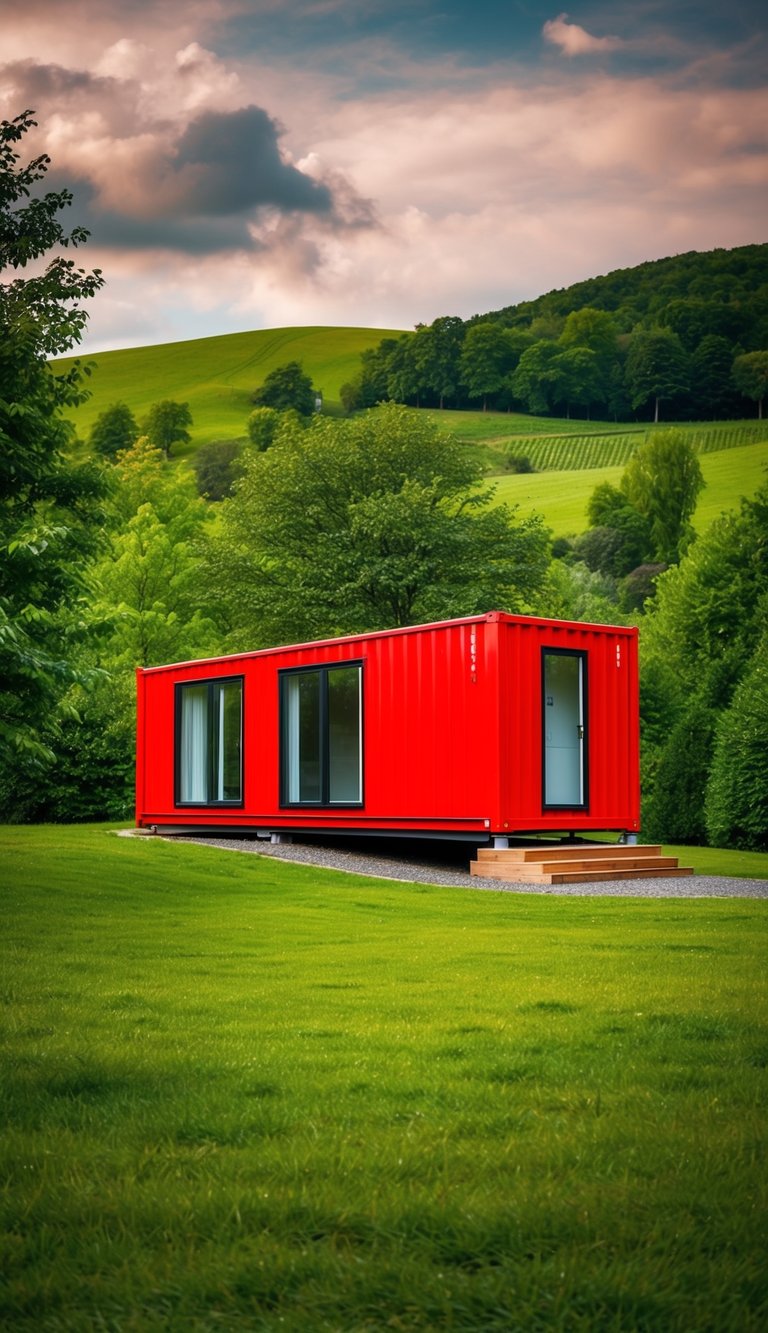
620, 429, 704, 563
459, 322, 516, 410
704, 634, 768, 851
252, 361, 316, 416
89, 401, 139, 460
637, 480, 768, 847
413, 316, 465, 410
640, 480, 768, 710
732, 351, 768, 419
192, 439, 244, 500
0, 109, 107, 771
246, 405, 281, 450
142, 399, 192, 458
205, 403, 550, 647
625, 331, 689, 423
642, 699, 716, 844
353, 247, 768, 421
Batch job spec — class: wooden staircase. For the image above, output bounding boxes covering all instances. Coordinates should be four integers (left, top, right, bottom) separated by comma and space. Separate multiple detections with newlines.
470, 843, 693, 885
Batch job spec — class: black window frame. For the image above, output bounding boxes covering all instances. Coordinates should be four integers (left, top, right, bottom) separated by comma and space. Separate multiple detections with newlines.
279, 661, 364, 808
174, 674, 244, 808
541, 647, 589, 812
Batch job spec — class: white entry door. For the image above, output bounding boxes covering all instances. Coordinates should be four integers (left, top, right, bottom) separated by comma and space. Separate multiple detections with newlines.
543, 651, 586, 808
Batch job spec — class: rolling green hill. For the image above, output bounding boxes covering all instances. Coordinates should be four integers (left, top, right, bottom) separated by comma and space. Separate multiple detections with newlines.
56, 325, 406, 444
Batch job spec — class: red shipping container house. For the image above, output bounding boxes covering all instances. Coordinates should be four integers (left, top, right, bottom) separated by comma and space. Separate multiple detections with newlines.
135, 611, 640, 842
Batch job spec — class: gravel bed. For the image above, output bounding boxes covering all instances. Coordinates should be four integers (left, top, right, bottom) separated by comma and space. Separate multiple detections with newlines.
162, 833, 768, 898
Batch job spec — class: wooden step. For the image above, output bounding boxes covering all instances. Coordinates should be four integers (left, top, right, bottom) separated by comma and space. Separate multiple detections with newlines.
471, 862, 694, 884
470, 843, 693, 884
474, 855, 682, 876
475, 844, 663, 863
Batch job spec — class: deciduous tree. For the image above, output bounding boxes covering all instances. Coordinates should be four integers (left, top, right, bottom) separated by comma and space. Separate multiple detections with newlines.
0, 109, 107, 770
413, 316, 465, 409
620, 429, 703, 563
511, 341, 562, 414
459, 322, 515, 410
732, 350, 768, 419
247, 405, 281, 450
251, 361, 316, 416
205, 403, 550, 647
142, 399, 193, 457
89, 401, 139, 460
690, 335, 738, 419
625, 330, 689, 422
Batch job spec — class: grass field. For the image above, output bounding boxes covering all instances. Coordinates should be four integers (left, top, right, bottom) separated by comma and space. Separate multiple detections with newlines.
2, 824, 766, 1331
57, 326, 406, 443
490, 441, 768, 537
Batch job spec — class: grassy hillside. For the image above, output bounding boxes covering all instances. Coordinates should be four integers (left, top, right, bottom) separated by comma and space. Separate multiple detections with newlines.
56, 325, 406, 444
2, 822, 766, 1330
490, 441, 768, 537
55, 327, 768, 537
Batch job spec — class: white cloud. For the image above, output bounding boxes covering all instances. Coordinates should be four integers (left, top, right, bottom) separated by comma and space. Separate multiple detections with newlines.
542, 13, 624, 57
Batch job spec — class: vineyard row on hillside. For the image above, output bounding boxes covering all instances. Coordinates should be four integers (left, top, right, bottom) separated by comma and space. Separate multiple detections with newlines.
504, 420, 768, 472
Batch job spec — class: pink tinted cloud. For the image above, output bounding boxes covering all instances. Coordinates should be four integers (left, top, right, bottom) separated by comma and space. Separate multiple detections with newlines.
542, 13, 624, 57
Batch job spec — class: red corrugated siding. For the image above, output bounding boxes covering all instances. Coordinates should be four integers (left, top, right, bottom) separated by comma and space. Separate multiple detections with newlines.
497, 618, 639, 833
136, 612, 639, 835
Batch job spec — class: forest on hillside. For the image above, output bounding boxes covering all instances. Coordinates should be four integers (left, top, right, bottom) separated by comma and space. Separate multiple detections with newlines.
343, 244, 768, 423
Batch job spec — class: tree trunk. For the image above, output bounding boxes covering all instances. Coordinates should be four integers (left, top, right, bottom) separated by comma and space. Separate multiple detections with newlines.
654, 396, 660, 424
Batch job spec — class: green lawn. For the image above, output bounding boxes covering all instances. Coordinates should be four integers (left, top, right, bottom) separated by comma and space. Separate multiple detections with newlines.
2, 824, 766, 1330
490, 441, 768, 537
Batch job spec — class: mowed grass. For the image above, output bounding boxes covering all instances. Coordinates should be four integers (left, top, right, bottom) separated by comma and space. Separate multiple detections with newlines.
490, 441, 768, 537
56, 326, 405, 445
2, 825, 766, 1331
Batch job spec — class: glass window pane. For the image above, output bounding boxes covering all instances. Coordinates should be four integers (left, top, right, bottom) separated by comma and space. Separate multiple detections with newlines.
328, 667, 361, 803
286, 672, 321, 802
215, 680, 242, 802
180, 684, 208, 802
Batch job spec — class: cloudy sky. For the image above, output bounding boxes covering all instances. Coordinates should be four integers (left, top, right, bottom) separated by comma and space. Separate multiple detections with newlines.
3, 0, 766, 352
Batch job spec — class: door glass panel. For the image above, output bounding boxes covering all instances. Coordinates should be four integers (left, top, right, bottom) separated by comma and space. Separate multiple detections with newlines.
328, 667, 361, 803
543, 653, 584, 806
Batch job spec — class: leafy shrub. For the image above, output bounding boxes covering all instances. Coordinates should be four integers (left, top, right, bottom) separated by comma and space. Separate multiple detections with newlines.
705, 639, 768, 850
0, 679, 135, 823
642, 699, 716, 844
192, 440, 244, 500
506, 453, 534, 473
550, 536, 574, 561
619, 563, 666, 612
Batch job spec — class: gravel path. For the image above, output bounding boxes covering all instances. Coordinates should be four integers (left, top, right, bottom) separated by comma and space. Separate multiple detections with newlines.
167, 833, 768, 899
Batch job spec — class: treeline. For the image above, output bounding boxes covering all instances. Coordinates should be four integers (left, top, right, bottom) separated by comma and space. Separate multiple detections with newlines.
342, 245, 768, 422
